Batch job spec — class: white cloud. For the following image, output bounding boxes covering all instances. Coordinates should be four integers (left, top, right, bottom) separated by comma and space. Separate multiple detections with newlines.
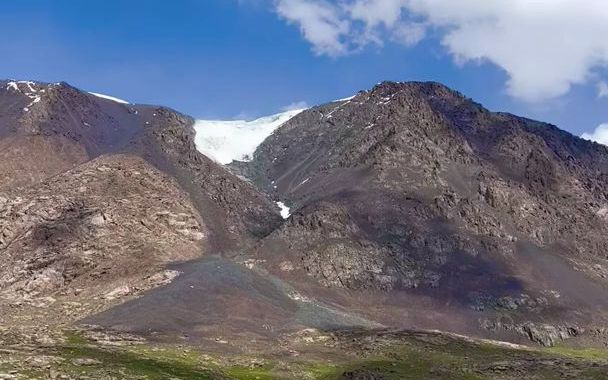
581, 124, 608, 145
272, 0, 608, 102
275, 0, 350, 56
391, 22, 426, 47
598, 81, 608, 98
281, 100, 309, 111
347, 0, 407, 29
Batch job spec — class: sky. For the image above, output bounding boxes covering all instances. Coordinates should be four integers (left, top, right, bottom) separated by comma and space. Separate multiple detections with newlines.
1, 0, 608, 142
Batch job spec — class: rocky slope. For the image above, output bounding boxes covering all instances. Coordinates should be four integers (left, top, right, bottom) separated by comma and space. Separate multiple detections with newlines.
0, 80, 282, 248
2, 78, 608, 354
237, 81, 608, 347
0, 80, 282, 327
3, 327, 608, 380
0, 154, 206, 323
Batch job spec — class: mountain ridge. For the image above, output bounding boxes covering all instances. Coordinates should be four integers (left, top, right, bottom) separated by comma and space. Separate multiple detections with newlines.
232, 80, 608, 347
1, 78, 608, 352
0, 79, 283, 331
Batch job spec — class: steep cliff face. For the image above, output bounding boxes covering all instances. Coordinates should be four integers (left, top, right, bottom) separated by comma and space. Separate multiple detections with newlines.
134, 106, 283, 251
239, 82, 608, 345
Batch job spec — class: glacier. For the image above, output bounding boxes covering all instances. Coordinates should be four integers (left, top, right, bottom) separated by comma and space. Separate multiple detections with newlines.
193, 109, 304, 165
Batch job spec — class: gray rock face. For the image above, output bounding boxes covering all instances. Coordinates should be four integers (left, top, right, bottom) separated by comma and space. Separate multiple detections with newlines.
138, 107, 282, 250
520, 323, 581, 347
239, 81, 608, 345
0, 155, 205, 301
481, 319, 582, 347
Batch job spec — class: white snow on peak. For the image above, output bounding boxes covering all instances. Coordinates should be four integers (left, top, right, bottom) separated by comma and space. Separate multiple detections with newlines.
88, 92, 130, 104
6, 81, 37, 92
276, 201, 291, 219
335, 94, 356, 102
6, 81, 43, 112
193, 108, 304, 165
6, 81, 19, 92
21, 81, 36, 93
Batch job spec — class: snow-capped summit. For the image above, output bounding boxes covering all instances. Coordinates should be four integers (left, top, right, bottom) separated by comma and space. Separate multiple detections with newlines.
193, 109, 305, 165
3, 80, 46, 112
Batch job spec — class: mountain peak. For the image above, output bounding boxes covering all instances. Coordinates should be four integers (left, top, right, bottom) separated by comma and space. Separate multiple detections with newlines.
368, 80, 465, 100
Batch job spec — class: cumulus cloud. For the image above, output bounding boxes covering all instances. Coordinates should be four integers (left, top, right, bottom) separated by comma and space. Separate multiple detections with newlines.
391, 22, 426, 47
272, 0, 608, 102
275, 0, 349, 56
582, 124, 608, 145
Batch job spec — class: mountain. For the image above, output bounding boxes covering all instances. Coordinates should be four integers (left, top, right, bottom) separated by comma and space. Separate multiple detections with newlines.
0, 79, 282, 326
235, 81, 608, 347
2, 79, 608, 379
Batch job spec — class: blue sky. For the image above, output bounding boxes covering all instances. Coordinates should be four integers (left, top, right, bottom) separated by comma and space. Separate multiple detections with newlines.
1, 0, 607, 140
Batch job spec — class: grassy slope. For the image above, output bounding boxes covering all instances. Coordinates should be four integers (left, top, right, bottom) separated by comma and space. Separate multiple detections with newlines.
2, 330, 608, 379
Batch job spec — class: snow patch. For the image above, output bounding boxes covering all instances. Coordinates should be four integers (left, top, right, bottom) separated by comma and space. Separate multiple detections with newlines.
20, 81, 36, 93
325, 105, 342, 119
194, 109, 304, 164
88, 92, 130, 104
335, 94, 356, 102
26, 95, 41, 107
324, 96, 356, 119
276, 201, 291, 219
6, 81, 40, 97
6, 81, 19, 92
288, 291, 312, 303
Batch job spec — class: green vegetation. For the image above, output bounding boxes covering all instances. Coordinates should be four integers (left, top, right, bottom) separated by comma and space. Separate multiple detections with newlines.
59, 341, 217, 379
224, 366, 275, 380
544, 343, 608, 361
3, 330, 608, 379
57, 330, 281, 379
